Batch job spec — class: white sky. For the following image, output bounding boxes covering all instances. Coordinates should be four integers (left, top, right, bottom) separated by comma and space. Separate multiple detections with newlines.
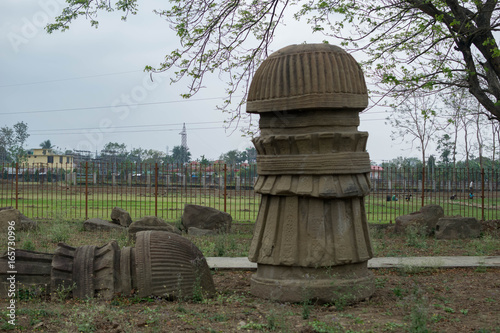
0, 0, 420, 164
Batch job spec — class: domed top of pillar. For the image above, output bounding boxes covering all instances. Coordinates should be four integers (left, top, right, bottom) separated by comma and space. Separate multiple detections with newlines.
246, 44, 368, 113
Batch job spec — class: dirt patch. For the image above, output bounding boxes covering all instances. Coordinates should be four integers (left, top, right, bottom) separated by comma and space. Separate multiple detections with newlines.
2, 268, 499, 332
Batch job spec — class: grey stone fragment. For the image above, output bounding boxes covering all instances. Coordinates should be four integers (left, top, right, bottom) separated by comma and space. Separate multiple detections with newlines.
394, 204, 444, 235
110, 207, 132, 227
188, 227, 217, 236
128, 216, 181, 242
0, 207, 37, 232
83, 218, 126, 231
435, 217, 481, 239
182, 204, 232, 233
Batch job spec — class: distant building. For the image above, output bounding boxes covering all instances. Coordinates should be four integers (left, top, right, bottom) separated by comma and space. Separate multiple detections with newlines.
26, 149, 74, 168
370, 165, 384, 179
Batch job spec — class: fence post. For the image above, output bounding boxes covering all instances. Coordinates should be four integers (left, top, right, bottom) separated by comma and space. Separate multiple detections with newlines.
481, 168, 485, 221
85, 161, 88, 220
15, 162, 18, 210
155, 163, 158, 217
224, 164, 227, 212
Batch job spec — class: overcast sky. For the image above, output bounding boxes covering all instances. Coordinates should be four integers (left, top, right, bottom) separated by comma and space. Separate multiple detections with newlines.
0, 0, 419, 164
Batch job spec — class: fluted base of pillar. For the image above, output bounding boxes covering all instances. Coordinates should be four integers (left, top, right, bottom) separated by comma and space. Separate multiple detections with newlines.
250, 262, 374, 304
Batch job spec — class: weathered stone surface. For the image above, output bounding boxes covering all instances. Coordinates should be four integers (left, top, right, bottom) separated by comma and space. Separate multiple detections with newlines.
135, 230, 215, 299
51, 241, 119, 300
8, 231, 214, 301
246, 44, 374, 303
0, 208, 37, 232
83, 218, 126, 231
110, 207, 132, 227
128, 216, 181, 242
435, 217, 481, 240
0, 250, 53, 298
182, 204, 232, 233
394, 204, 444, 235
188, 227, 218, 236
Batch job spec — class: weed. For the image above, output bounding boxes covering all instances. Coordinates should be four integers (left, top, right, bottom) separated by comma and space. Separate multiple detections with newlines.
460, 309, 469, 315
240, 321, 268, 330
192, 274, 204, 303
209, 314, 227, 322
430, 313, 445, 323
266, 310, 278, 331
475, 261, 488, 273
375, 277, 388, 289
444, 307, 455, 313
467, 233, 499, 256
17, 284, 46, 301
21, 238, 36, 251
384, 322, 405, 331
214, 234, 227, 256
408, 286, 429, 333
405, 224, 428, 249
53, 282, 76, 302
391, 285, 405, 299
308, 320, 344, 333
47, 210, 72, 243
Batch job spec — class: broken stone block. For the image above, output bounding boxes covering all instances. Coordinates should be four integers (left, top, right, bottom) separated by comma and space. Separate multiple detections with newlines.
110, 207, 132, 227
83, 218, 126, 232
394, 204, 444, 235
182, 204, 232, 233
435, 217, 481, 240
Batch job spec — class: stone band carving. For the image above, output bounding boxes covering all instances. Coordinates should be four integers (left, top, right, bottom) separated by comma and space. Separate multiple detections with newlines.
257, 152, 371, 175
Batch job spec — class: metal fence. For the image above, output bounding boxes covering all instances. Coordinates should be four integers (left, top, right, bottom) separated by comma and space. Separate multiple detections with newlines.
1, 162, 499, 222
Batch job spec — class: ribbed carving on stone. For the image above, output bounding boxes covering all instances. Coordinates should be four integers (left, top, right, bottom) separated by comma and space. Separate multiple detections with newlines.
135, 231, 215, 299
51, 241, 119, 299
247, 44, 368, 113
249, 196, 373, 267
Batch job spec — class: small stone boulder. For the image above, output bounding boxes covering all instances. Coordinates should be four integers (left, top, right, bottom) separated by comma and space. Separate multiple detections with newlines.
110, 207, 132, 227
188, 227, 218, 236
394, 204, 444, 235
128, 216, 181, 242
0, 207, 37, 232
435, 217, 481, 239
83, 218, 126, 232
182, 204, 232, 233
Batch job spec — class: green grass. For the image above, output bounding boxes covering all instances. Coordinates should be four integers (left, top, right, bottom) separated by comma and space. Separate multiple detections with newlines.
2, 183, 500, 224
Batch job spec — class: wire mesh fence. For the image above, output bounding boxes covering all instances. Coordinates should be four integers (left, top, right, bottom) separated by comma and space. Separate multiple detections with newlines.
1, 162, 498, 223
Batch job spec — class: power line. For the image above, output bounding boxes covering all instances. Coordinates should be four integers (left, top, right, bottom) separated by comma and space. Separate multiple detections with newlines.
30, 121, 221, 133
29, 126, 224, 136
0, 96, 240, 115
0, 70, 143, 88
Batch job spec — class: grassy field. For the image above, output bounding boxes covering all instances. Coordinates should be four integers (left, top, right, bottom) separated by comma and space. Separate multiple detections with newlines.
2, 184, 499, 224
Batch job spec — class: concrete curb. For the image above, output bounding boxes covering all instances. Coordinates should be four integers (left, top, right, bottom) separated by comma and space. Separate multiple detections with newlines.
206, 256, 500, 270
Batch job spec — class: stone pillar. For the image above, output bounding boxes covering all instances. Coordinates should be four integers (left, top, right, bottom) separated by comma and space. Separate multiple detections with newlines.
147, 174, 151, 187
236, 177, 241, 190
112, 174, 116, 186
1, 231, 215, 300
93, 172, 97, 184
128, 173, 132, 186
246, 44, 374, 303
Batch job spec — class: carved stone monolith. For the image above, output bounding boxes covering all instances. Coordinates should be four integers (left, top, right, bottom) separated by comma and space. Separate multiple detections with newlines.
246, 44, 375, 303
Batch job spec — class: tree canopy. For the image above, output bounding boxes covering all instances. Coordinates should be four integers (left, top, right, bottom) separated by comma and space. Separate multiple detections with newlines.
0, 122, 29, 163
47, 0, 500, 121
